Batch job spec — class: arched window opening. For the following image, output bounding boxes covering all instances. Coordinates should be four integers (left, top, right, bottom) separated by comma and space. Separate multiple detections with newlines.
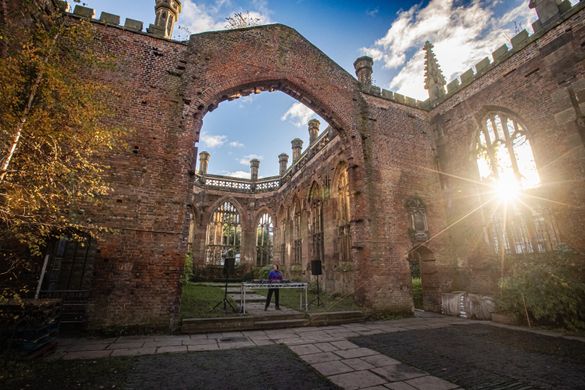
205, 201, 241, 265
293, 199, 302, 265
488, 207, 560, 255
476, 112, 559, 254
309, 183, 324, 263
477, 113, 539, 190
256, 213, 274, 267
336, 165, 351, 262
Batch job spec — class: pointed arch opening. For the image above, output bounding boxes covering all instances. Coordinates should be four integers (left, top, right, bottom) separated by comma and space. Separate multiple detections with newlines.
333, 162, 351, 263
256, 212, 274, 267
475, 110, 559, 255
204, 201, 242, 265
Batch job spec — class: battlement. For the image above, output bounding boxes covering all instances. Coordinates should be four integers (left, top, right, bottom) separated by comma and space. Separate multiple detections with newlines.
431, 0, 584, 108
64, 3, 184, 42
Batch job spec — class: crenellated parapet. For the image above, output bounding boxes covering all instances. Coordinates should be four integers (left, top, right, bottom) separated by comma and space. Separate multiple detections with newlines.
65, 4, 181, 42
432, 0, 584, 108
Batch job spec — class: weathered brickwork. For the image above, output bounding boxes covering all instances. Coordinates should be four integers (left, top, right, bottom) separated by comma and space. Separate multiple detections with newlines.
5, 1, 585, 330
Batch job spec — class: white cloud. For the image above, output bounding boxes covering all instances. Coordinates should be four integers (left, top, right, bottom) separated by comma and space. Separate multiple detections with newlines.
239, 154, 263, 165
281, 102, 317, 127
361, 0, 536, 100
179, 1, 226, 34
200, 133, 227, 148
225, 170, 251, 179
229, 141, 245, 148
177, 0, 272, 36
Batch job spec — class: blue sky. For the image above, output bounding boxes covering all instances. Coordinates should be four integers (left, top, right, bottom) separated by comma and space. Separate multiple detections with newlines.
69, 0, 556, 177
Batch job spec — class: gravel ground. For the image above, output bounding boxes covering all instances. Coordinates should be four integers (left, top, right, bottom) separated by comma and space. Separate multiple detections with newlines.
351, 323, 585, 390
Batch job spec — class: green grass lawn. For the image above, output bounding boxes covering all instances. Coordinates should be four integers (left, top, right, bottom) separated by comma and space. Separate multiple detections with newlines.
180, 283, 240, 319
180, 282, 363, 318
257, 286, 363, 313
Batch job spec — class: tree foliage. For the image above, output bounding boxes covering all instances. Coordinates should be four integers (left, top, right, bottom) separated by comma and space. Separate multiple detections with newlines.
498, 247, 585, 331
0, 2, 124, 302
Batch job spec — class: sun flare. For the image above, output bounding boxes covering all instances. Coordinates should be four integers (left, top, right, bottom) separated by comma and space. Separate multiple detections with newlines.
493, 177, 521, 203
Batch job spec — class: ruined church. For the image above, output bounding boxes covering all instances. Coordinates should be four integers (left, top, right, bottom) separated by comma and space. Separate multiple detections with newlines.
4, 0, 585, 330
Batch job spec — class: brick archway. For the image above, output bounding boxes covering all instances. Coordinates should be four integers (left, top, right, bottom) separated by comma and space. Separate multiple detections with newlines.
87, 24, 376, 330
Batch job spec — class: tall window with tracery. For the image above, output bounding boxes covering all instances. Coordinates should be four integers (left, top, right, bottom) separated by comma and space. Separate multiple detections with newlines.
256, 213, 274, 267
309, 183, 324, 263
476, 112, 558, 254
205, 201, 241, 265
293, 200, 302, 264
336, 165, 351, 262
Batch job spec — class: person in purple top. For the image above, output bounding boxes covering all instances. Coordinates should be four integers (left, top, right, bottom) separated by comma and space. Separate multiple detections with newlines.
264, 263, 283, 311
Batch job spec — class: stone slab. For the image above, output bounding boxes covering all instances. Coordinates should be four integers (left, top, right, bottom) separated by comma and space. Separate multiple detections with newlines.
328, 370, 387, 390
362, 354, 401, 368
334, 347, 380, 359
342, 358, 376, 370
300, 352, 341, 364
289, 344, 322, 355
405, 376, 459, 390
312, 360, 354, 376
371, 364, 428, 382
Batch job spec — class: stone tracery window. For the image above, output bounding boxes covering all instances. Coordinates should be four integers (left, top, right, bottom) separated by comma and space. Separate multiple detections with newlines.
476, 113, 539, 189
256, 213, 274, 267
309, 183, 324, 263
476, 112, 558, 254
205, 201, 241, 265
336, 164, 352, 262
405, 198, 429, 243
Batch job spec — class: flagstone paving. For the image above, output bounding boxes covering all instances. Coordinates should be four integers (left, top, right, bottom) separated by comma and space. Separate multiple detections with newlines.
48, 313, 585, 389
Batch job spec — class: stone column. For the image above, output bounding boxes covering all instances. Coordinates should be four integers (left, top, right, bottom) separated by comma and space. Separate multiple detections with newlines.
308, 119, 320, 145
250, 158, 260, 181
279, 153, 289, 176
291, 138, 303, 163
353, 56, 373, 85
198, 151, 210, 175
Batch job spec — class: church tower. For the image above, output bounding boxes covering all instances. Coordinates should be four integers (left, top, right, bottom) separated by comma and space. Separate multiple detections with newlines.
153, 0, 182, 39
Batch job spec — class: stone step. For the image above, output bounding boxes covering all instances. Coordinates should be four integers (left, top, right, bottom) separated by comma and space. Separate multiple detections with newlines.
181, 313, 307, 334
308, 311, 366, 326
252, 318, 308, 330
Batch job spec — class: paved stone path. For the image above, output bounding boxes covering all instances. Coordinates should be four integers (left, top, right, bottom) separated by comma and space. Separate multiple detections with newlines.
52, 313, 585, 389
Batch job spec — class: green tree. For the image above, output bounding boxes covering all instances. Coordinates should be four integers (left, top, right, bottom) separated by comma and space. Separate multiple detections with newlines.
0, 1, 124, 302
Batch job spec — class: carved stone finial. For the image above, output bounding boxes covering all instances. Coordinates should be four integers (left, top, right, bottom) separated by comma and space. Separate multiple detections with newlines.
424, 41, 446, 102
308, 119, 320, 145
529, 0, 561, 25
353, 56, 374, 85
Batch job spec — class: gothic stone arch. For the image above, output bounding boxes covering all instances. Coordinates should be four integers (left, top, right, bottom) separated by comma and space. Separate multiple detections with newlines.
85, 22, 429, 329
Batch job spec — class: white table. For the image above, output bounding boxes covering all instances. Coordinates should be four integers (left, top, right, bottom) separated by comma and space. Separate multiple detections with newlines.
240, 282, 308, 314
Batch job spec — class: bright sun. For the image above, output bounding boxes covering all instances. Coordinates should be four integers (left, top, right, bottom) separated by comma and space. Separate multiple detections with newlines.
493, 177, 521, 203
